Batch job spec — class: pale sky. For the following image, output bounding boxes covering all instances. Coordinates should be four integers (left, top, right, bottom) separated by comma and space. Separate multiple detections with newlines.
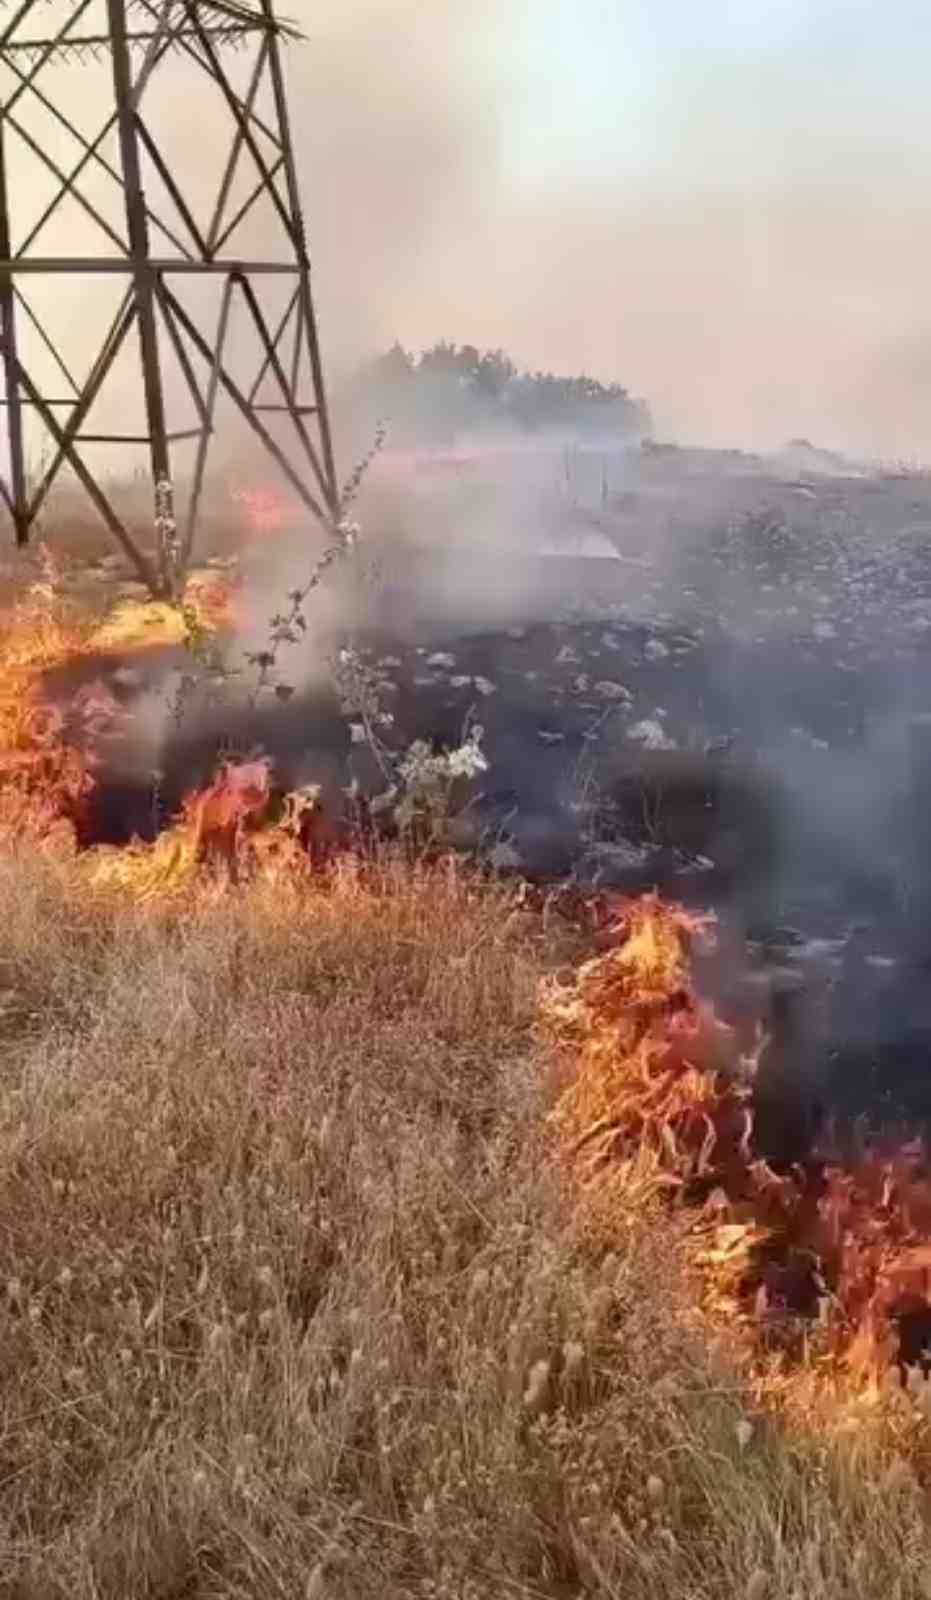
7, 0, 931, 466
298, 0, 931, 458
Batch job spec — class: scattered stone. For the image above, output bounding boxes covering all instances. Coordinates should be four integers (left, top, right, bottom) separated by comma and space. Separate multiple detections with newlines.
644, 637, 670, 660
555, 644, 581, 665
427, 651, 456, 669
577, 839, 664, 888
675, 853, 715, 875
593, 680, 631, 701
506, 627, 527, 640
627, 719, 677, 750
538, 729, 565, 744
111, 666, 144, 692
812, 621, 837, 640
473, 675, 497, 696
572, 675, 591, 694
450, 675, 472, 689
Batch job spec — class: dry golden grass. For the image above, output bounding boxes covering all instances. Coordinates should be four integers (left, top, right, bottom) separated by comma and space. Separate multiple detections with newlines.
0, 850, 928, 1598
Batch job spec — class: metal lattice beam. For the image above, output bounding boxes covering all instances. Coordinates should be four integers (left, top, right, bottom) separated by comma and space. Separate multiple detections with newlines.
0, 0, 338, 598
0, 0, 301, 58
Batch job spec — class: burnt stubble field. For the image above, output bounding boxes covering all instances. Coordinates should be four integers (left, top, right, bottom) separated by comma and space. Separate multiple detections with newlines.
50, 444, 931, 1149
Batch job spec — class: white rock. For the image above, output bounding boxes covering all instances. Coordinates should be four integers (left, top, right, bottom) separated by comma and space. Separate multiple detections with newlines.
427, 651, 456, 670
111, 666, 144, 691
489, 840, 523, 871
473, 675, 497, 696
644, 638, 670, 661
627, 719, 677, 750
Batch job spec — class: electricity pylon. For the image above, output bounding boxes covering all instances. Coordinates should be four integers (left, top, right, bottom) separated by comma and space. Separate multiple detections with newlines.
0, 0, 340, 597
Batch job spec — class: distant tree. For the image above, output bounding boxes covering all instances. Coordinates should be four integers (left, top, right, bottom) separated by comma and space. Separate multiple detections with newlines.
373, 341, 415, 384
348, 338, 652, 444
474, 348, 515, 399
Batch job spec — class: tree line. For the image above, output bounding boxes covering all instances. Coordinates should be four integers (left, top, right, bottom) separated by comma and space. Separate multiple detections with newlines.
338, 340, 652, 445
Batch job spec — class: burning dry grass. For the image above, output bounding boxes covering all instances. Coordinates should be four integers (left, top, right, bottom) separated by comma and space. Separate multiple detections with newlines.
544, 896, 931, 1406
0, 553, 236, 855
0, 857, 927, 1596
83, 758, 326, 903
0, 552, 96, 845
86, 566, 235, 654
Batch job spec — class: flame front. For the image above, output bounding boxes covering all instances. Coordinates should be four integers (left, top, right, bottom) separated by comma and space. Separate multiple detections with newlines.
544, 895, 931, 1389
6, 563, 931, 1391
0, 552, 94, 847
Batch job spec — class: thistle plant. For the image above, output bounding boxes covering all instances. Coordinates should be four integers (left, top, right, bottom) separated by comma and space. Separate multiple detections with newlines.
241, 423, 387, 708
164, 419, 491, 848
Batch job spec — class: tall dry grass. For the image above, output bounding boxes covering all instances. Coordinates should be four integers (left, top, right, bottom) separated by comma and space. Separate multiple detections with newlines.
0, 850, 928, 1597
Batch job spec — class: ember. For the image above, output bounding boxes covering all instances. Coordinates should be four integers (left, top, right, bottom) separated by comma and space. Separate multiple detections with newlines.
230, 483, 296, 535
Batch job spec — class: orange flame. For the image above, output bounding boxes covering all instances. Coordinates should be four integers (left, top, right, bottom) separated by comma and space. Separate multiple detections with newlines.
86, 759, 339, 901
230, 484, 295, 536
545, 895, 931, 1388
0, 553, 237, 849
0, 555, 94, 847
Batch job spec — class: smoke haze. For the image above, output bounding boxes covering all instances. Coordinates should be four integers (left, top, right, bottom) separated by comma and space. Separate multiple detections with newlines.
5, 2, 931, 471
297, 0, 931, 462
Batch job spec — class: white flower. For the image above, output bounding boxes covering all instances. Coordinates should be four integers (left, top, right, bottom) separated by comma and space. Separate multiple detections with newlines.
446, 742, 488, 779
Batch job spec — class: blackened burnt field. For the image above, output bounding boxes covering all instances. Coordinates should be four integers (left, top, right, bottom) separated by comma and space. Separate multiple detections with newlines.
43, 446, 931, 1151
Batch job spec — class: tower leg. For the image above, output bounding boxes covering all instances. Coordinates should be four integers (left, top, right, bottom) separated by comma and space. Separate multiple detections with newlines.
262, 0, 339, 519
0, 116, 29, 546
107, 0, 176, 597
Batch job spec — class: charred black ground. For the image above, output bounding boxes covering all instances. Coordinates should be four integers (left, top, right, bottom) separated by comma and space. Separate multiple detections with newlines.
39, 442, 931, 1165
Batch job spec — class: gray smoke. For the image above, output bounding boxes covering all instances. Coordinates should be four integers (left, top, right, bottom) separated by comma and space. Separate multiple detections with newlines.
9, 0, 931, 471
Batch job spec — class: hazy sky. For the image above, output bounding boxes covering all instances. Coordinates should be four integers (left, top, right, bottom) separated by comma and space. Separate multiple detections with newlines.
297, 0, 931, 459
6, 0, 931, 468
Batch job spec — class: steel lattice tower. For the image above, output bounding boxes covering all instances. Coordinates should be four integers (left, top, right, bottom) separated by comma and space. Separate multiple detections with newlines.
0, 0, 340, 597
